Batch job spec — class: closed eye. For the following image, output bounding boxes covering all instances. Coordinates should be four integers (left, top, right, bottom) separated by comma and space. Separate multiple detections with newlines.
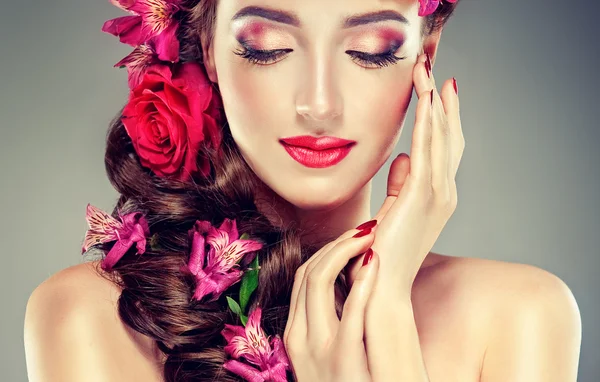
233, 42, 406, 68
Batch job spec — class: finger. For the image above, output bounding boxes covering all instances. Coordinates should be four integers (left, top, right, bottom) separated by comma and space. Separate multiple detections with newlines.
440, 77, 464, 179
285, 238, 336, 344
372, 52, 430, 224
373, 57, 436, 239
316, 218, 379, 259
284, 221, 376, 342
285, 261, 308, 346
372, 153, 411, 223
429, 74, 451, 201
304, 231, 375, 346
409, 74, 434, 188
338, 249, 379, 346
413, 52, 435, 100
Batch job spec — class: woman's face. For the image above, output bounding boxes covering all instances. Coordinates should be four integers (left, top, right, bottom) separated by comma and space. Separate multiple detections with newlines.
205, 0, 427, 211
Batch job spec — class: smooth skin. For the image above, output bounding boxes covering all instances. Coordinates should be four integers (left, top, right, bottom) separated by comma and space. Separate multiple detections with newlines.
24, 7, 582, 382
282, 52, 582, 381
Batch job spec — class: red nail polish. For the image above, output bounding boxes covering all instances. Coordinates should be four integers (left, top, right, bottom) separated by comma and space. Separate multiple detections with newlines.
362, 248, 374, 266
430, 89, 434, 105
452, 77, 458, 94
425, 53, 431, 78
352, 228, 372, 238
355, 219, 377, 230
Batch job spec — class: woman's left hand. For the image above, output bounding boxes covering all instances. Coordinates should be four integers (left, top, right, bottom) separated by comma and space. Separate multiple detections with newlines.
369, 51, 465, 297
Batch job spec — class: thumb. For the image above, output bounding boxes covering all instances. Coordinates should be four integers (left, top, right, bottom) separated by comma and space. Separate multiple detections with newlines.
338, 249, 380, 345
373, 153, 411, 222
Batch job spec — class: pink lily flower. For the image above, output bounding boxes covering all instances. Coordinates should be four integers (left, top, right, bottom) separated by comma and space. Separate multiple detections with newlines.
82, 204, 150, 270
109, 0, 136, 12
418, 0, 458, 17
114, 43, 160, 89
222, 307, 290, 382
183, 219, 263, 302
102, 0, 182, 62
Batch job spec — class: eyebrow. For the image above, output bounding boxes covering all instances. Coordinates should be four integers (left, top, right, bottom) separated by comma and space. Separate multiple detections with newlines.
231, 6, 409, 28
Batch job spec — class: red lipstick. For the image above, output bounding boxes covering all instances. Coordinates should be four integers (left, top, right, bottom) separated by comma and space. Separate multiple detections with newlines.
279, 136, 356, 168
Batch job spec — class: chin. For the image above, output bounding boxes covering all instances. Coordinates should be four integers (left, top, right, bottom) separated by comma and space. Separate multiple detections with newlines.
273, 178, 361, 212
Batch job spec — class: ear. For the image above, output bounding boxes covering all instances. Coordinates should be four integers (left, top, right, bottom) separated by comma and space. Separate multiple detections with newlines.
422, 27, 444, 69
201, 32, 218, 84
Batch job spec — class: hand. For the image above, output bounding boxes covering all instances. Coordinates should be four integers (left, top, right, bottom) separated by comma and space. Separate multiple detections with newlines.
371, 51, 465, 295
283, 226, 380, 382
346, 51, 465, 294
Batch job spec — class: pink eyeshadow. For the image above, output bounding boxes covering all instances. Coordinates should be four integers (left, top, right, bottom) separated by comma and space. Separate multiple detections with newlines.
376, 28, 405, 43
236, 22, 271, 41
348, 27, 405, 52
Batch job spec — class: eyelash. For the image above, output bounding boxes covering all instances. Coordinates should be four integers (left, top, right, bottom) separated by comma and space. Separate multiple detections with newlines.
233, 43, 406, 68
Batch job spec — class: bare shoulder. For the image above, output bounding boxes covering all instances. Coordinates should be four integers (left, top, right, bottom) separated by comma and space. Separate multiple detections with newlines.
416, 252, 580, 321
24, 261, 164, 382
419, 253, 579, 308
414, 253, 581, 381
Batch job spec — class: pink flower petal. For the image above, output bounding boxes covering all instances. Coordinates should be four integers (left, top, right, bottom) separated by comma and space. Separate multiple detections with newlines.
221, 308, 292, 380
269, 336, 290, 368
114, 45, 159, 90
226, 334, 260, 365
219, 218, 239, 241
129, 0, 180, 46
187, 229, 206, 275
222, 324, 247, 343
418, 0, 440, 17
223, 359, 265, 382
109, 0, 136, 13
259, 363, 288, 382
82, 204, 122, 253
216, 240, 263, 269
101, 15, 150, 46
192, 269, 242, 301
153, 21, 180, 63
206, 225, 230, 258
101, 239, 134, 270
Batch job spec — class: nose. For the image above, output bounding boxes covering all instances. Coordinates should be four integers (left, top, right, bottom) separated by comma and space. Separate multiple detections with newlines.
295, 55, 343, 123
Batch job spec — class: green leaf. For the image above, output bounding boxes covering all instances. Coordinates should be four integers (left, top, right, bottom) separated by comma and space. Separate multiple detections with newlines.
240, 313, 248, 326
239, 255, 260, 312
239, 232, 250, 240
226, 296, 242, 316
118, 65, 126, 69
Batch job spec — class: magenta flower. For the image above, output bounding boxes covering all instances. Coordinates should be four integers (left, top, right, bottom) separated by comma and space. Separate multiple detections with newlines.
82, 204, 150, 270
418, 0, 458, 17
114, 43, 160, 89
102, 0, 182, 62
109, 0, 136, 12
221, 307, 290, 382
183, 219, 263, 302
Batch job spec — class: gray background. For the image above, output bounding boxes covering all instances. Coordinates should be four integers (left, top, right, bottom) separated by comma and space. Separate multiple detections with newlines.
1, 0, 598, 380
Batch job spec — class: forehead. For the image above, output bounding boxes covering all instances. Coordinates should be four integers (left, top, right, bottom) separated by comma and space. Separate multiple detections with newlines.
217, 0, 422, 31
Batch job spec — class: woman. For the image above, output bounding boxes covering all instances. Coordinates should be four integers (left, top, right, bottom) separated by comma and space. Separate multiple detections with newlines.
24, 0, 582, 381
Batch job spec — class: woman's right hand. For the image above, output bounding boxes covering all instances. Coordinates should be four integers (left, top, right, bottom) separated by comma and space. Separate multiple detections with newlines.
283, 226, 380, 382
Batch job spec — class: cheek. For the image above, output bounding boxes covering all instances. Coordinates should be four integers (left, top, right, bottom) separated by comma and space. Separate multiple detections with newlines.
347, 68, 413, 147
216, 64, 294, 160
220, 67, 273, 134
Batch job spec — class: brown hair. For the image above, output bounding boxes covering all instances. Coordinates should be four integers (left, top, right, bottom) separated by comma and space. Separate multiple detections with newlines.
91, 1, 460, 380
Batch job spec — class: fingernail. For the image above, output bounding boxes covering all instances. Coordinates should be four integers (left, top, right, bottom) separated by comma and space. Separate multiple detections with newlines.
355, 219, 377, 230
452, 77, 458, 94
430, 89, 434, 105
425, 53, 431, 78
362, 248, 374, 266
352, 228, 372, 238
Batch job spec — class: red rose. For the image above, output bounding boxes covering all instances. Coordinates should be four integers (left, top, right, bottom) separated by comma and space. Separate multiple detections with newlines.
122, 62, 223, 181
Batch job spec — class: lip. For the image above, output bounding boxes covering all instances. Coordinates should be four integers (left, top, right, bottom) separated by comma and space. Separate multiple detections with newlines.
279, 135, 356, 168
280, 135, 356, 150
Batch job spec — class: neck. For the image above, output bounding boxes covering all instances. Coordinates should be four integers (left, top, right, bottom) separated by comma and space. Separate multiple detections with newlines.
254, 182, 373, 248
